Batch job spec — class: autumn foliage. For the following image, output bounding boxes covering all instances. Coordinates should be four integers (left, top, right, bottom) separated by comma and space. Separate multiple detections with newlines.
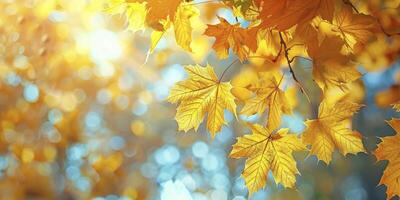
0, 0, 399, 199
106, 0, 400, 198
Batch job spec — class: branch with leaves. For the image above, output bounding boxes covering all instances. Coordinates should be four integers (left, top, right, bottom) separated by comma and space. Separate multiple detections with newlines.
105, 0, 400, 199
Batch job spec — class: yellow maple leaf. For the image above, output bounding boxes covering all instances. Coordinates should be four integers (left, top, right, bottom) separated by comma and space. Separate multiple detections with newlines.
302, 100, 365, 164
173, 3, 199, 51
230, 123, 305, 196
312, 62, 361, 92
308, 36, 361, 91
204, 16, 258, 61
241, 74, 291, 130
333, 6, 379, 52
167, 64, 237, 138
374, 119, 400, 200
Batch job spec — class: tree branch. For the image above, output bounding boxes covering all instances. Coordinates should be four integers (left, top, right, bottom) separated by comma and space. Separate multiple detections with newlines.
343, 0, 359, 13
186, 0, 221, 6
219, 59, 239, 83
278, 32, 310, 102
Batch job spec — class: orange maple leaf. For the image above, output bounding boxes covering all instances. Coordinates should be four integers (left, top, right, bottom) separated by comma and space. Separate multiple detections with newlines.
375, 119, 400, 200
204, 16, 258, 61
333, 6, 379, 51
259, 0, 334, 30
146, 0, 182, 30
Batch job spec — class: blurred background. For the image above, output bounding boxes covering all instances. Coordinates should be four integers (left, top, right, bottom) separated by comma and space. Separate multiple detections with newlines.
0, 0, 399, 200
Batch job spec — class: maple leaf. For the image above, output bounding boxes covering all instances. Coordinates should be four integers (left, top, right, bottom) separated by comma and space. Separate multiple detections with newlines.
302, 100, 365, 164
256, 28, 282, 58
241, 74, 292, 130
204, 16, 258, 61
333, 6, 379, 52
295, 22, 319, 46
167, 64, 237, 138
308, 36, 361, 91
259, 0, 334, 31
173, 3, 199, 51
374, 119, 400, 200
230, 123, 306, 196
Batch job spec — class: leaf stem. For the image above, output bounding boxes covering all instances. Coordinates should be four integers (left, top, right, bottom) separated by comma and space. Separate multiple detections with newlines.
343, 0, 359, 13
290, 56, 313, 63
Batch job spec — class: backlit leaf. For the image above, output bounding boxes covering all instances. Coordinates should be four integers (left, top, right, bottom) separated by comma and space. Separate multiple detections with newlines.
302, 100, 365, 164
168, 64, 237, 138
230, 124, 305, 196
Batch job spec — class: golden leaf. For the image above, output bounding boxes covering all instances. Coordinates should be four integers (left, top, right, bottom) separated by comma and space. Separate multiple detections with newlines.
333, 6, 379, 52
241, 74, 291, 130
302, 100, 365, 164
374, 119, 400, 200
231, 68, 259, 101
173, 3, 199, 51
168, 64, 237, 138
230, 123, 305, 196
308, 36, 361, 91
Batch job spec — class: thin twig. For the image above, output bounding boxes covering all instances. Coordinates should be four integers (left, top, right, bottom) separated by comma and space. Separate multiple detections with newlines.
186, 0, 221, 6
247, 55, 275, 63
219, 59, 239, 83
289, 56, 313, 63
343, 0, 359, 13
278, 32, 310, 102
287, 43, 304, 51
375, 18, 400, 37
273, 42, 283, 62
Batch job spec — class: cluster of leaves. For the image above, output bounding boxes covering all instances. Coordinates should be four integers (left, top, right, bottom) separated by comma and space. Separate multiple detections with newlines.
106, 0, 199, 52
106, 0, 400, 199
